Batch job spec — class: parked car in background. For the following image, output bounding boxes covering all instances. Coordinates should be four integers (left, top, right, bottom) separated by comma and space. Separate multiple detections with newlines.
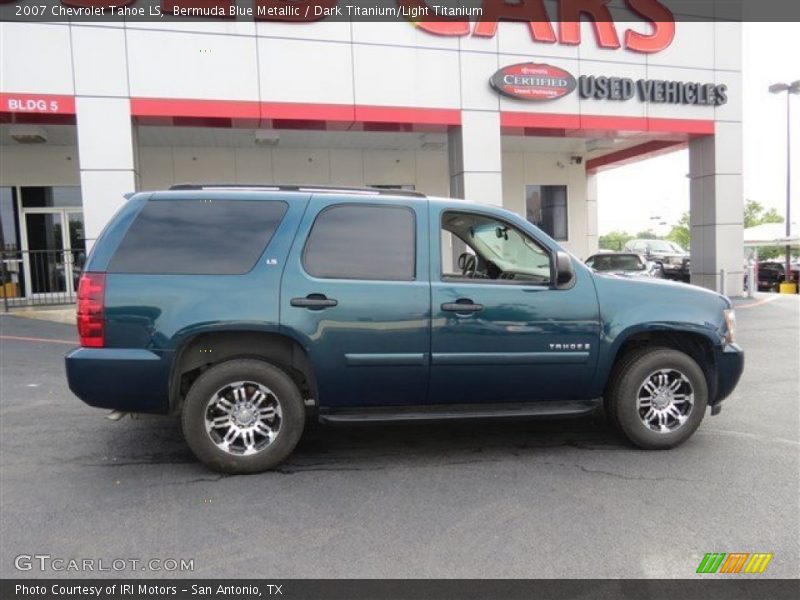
757, 262, 800, 292
65, 185, 743, 474
623, 239, 690, 282
585, 252, 661, 278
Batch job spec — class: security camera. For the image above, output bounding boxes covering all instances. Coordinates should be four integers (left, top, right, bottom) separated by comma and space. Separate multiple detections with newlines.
570, 155, 583, 165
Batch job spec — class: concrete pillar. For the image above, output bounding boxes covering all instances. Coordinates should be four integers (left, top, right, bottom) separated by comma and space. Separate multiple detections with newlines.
71, 25, 138, 250
75, 99, 139, 251
448, 111, 503, 205
586, 172, 599, 256
688, 121, 744, 296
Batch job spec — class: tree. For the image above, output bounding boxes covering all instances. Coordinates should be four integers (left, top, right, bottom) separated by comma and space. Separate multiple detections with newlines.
599, 231, 633, 252
634, 229, 660, 240
744, 199, 783, 228
664, 201, 786, 255
666, 212, 690, 250
744, 199, 787, 260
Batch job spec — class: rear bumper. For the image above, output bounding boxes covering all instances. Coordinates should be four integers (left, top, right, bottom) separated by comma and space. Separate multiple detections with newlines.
711, 343, 744, 407
65, 347, 173, 414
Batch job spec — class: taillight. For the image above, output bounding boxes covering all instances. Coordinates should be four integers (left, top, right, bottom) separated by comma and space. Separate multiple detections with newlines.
77, 273, 106, 348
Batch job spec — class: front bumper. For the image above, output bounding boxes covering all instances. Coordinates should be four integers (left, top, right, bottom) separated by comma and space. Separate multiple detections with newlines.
660, 263, 690, 281
65, 347, 173, 414
711, 342, 744, 409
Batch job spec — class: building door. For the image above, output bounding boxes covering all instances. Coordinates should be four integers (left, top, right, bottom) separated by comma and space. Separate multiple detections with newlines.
21, 208, 85, 298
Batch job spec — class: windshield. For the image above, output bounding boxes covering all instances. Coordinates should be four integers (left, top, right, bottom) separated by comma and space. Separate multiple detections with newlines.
647, 240, 684, 253
587, 254, 645, 271
469, 223, 551, 279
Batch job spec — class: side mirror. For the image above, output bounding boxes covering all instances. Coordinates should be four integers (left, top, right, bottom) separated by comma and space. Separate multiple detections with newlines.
555, 251, 576, 289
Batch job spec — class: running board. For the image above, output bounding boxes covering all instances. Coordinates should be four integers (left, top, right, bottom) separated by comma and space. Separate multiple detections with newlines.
318, 399, 600, 425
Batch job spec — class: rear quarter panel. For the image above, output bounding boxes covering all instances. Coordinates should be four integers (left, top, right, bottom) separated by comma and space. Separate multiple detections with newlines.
102, 193, 309, 351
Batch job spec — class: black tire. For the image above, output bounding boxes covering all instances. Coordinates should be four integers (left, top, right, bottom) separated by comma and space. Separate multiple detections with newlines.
181, 359, 305, 474
602, 346, 654, 433
606, 347, 708, 449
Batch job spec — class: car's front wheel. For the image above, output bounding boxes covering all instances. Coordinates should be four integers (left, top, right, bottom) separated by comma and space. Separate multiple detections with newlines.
607, 347, 708, 449
181, 359, 305, 473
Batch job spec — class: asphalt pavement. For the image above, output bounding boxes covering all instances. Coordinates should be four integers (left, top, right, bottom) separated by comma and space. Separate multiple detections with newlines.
1, 295, 798, 579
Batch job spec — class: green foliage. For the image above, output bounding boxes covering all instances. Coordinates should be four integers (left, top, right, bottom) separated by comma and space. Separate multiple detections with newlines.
756, 246, 784, 260
666, 212, 690, 250
598, 231, 634, 252
744, 199, 792, 259
744, 199, 784, 228
599, 200, 793, 258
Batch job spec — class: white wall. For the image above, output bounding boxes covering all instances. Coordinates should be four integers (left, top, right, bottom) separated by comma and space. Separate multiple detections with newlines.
0, 20, 740, 279
502, 150, 590, 258
1, 21, 731, 118
0, 142, 588, 257
0, 145, 81, 187
137, 146, 450, 198
0, 143, 449, 196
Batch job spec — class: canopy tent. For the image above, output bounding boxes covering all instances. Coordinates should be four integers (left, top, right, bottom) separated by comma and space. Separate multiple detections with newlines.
743, 222, 800, 247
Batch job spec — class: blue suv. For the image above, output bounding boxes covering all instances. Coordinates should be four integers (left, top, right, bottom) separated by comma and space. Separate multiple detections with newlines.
66, 185, 744, 473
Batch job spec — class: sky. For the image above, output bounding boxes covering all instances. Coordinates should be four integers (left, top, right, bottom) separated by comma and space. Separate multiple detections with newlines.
597, 22, 800, 238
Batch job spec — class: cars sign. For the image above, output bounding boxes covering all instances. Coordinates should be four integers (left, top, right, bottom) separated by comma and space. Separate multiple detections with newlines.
490, 63, 577, 101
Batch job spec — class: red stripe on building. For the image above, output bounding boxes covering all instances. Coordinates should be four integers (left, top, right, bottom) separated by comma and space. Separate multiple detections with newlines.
261, 102, 355, 123
646, 116, 715, 135
129, 98, 461, 129
501, 111, 714, 137
585, 140, 687, 173
354, 105, 461, 126
130, 98, 261, 120
500, 111, 581, 131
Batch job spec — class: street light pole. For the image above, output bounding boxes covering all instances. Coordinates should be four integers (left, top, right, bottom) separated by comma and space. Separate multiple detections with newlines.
769, 80, 800, 289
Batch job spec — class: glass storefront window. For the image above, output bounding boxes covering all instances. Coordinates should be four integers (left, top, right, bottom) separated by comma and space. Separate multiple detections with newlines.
0, 187, 20, 251
21, 186, 82, 208
525, 184, 568, 241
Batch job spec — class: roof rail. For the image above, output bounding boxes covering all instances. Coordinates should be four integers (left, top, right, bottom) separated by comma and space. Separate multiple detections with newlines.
168, 183, 426, 198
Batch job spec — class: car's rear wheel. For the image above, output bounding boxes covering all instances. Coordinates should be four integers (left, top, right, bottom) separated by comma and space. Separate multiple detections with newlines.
182, 359, 304, 473
607, 347, 708, 449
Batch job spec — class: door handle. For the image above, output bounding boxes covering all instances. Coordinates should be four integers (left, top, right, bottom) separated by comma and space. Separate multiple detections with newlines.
290, 294, 338, 310
442, 299, 483, 313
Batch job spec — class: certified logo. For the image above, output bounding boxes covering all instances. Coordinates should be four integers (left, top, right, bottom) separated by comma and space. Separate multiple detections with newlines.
489, 63, 577, 102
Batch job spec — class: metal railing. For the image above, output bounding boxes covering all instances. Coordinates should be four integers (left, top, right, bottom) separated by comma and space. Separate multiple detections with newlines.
1, 247, 84, 310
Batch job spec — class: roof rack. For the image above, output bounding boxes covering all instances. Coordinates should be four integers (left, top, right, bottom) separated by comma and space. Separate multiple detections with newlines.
168, 183, 426, 198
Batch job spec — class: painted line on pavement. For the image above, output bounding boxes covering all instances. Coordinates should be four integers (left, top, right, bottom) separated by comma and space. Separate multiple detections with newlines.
0, 335, 76, 345
736, 295, 785, 309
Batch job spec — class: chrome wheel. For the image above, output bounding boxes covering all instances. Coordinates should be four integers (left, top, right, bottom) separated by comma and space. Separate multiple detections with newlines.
204, 381, 282, 456
636, 369, 694, 433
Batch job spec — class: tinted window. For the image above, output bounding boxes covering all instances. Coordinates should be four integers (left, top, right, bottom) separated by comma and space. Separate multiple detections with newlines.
647, 240, 685, 253
587, 254, 645, 271
109, 200, 287, 275
303, 205, 415, 280
21, 186, 82, 208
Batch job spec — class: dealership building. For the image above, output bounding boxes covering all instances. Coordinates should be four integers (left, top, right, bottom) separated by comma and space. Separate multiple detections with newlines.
0, 14, 743, 302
